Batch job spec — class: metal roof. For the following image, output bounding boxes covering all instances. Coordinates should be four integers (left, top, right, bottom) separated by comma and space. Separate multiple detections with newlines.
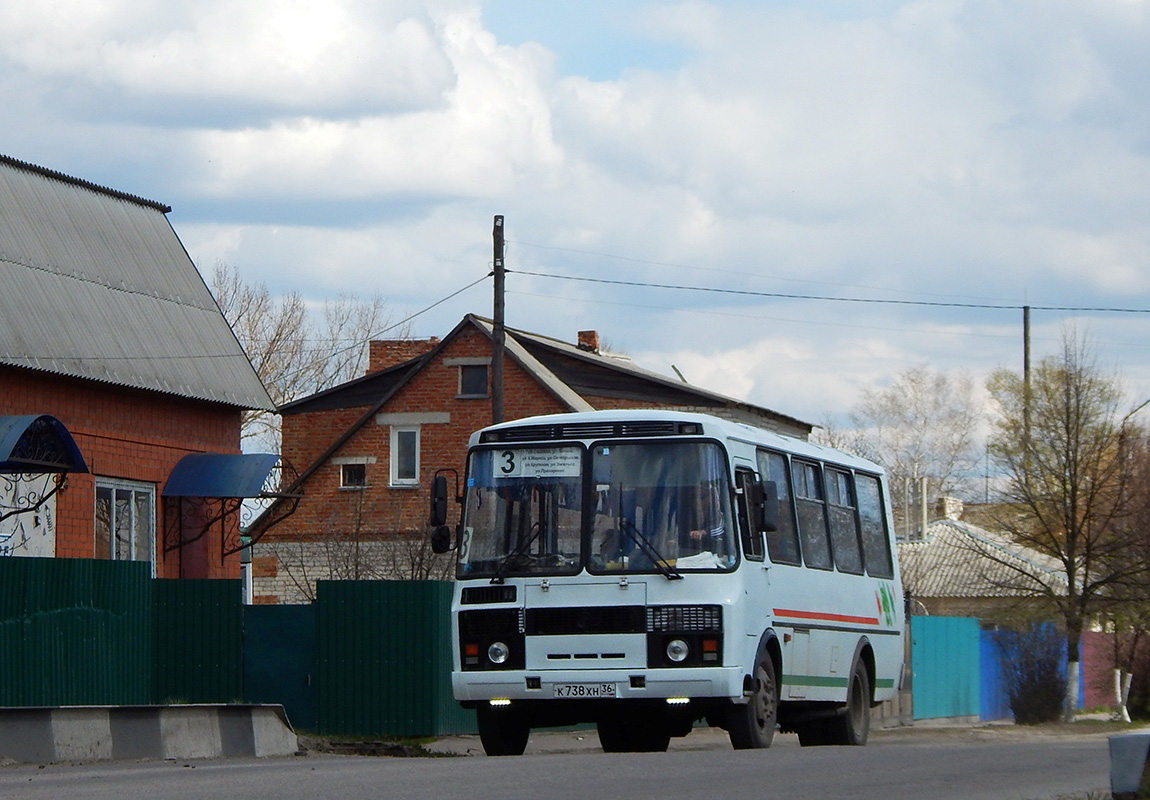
0, 155, 273, 410
898, 519, 1067, 599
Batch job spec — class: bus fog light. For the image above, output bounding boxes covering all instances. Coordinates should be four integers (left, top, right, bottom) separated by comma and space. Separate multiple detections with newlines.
666, 639, 689, 663
488, 641, 511, 664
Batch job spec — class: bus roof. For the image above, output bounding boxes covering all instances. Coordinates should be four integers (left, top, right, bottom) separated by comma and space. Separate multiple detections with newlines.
470, 409, 885, 475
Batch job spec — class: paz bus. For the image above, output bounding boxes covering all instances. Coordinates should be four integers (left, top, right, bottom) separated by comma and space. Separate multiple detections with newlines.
429, 409, 904, 755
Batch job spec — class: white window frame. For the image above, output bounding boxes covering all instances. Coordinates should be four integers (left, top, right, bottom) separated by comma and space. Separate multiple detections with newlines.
94, 477, 156, 574
390, 426, 420, 487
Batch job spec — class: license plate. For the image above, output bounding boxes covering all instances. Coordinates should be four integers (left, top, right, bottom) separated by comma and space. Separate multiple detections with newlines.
554, 683, 617, 699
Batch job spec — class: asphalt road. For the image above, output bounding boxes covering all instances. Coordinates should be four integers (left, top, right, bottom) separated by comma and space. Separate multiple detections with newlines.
0, 726, 1115, 800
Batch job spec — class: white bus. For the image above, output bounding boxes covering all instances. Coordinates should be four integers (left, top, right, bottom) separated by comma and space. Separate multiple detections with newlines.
430, 409, 904, 755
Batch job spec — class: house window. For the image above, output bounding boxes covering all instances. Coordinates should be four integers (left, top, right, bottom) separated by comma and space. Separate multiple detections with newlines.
459, 364, 488, 397
340, 463, 367, 489
390, 426, 420, 486
94, 479, 155, 570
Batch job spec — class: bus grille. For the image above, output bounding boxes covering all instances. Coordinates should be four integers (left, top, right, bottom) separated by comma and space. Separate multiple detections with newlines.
525, 605, 646, 635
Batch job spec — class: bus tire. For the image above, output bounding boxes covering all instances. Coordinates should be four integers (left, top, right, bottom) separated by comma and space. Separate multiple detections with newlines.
825, 658, 871, 746
728, 656, 778, 749
477, 707, 530, 756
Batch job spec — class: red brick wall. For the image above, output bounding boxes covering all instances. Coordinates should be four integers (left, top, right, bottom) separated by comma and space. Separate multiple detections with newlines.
1082, 630, 1117, 710
270, 325, 570, 543
1, 365, 244, 578
368, 338, 440, 373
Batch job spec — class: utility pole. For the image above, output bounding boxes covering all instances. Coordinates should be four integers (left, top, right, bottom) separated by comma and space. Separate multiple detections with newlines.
492, 215, 505, 424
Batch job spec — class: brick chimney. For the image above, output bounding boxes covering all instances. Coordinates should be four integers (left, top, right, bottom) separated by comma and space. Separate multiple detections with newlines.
368, 337, 440, 373
577, 330, 600, 353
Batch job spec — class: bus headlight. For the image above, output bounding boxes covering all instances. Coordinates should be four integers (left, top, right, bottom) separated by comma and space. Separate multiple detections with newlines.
488, 641, 511, 665
666, 639, 689, 663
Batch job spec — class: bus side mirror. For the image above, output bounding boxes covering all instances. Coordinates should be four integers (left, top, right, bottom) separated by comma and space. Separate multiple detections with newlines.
431, 524, 454, 554
430, 474, 449, 527
760, 481, 779, 533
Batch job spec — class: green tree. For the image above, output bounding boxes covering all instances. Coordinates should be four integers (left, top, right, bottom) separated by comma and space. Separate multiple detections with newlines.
986, 330, 1150, 719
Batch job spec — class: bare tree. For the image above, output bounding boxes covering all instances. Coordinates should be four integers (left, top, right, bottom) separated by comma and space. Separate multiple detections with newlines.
985, 329, 1150, 719
847, 365, 982, 531
210, 262, 403, 449
265, 489, 452, 602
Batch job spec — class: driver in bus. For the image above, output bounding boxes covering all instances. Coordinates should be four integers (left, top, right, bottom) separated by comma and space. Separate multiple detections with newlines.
683, 483, 728, 558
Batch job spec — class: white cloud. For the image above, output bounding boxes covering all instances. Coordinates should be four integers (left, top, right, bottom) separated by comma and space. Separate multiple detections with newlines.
4, 0, 1149, 425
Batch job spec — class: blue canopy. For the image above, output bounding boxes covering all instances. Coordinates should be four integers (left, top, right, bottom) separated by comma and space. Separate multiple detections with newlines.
163, 453, 279, 498
0, 414, 88, 474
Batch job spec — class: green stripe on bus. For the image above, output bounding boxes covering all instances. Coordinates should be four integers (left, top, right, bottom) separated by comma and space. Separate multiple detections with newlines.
782, 675, 896, 689
782, 674, 849, 688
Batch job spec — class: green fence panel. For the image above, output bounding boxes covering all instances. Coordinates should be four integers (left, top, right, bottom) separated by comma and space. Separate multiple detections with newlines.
0, 557, 152, 706
152, 579, 243, 704
317, 580, 467, 737
911, 615, 981, 720
243, 604, 318, 731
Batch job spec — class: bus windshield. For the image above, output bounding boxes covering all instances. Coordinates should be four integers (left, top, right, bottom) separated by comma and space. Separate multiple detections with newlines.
458, 440, 737, 579
589, 441, 736, 574
460, 446, 585, 579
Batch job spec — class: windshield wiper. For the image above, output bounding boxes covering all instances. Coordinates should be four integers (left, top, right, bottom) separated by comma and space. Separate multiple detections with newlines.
617, 518, 682, 580
490, 522, 543, 584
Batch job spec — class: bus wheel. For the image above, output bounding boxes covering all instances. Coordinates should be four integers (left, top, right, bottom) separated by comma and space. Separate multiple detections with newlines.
477, 707, 530, 756
728, 657, 777, 749
825, 659, 871, 746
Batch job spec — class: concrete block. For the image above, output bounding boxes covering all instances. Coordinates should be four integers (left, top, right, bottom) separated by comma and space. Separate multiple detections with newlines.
1109, 732, 1150, 799
251, 706, 299, 757
160, 707, 223, 760
52, 708, 112, 762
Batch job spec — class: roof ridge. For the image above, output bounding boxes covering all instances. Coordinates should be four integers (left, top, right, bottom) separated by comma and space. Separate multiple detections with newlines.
0, 153, 171, 213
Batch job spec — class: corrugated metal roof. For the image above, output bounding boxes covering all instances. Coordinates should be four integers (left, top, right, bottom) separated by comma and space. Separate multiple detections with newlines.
898, 519, 1066, 599
0, 155, 273, 410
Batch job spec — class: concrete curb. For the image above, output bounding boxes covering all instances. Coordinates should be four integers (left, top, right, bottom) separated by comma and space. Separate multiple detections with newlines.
0, 705, 298, 764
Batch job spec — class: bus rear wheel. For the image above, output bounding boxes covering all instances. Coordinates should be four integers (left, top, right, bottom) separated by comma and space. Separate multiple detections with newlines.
728, 657, 777, 749
477, 707, 530, 756
825, 659, 871, 746
799, 660, 870, 747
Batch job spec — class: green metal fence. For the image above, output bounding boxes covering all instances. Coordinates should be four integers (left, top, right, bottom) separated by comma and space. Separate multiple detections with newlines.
243, 604, 317, 731
316, 580, 474, 737
153, 579, 244, 704
0, 557, 151, 706
0, 558, 471, 736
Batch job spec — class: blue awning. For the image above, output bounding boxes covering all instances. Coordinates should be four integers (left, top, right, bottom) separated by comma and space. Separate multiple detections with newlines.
163, 453, 279, 498
0, 414, 88, 474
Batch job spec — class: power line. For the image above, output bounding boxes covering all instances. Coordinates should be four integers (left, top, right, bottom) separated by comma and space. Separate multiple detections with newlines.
508, 269, 1150, 315
507, 239, 1022, 305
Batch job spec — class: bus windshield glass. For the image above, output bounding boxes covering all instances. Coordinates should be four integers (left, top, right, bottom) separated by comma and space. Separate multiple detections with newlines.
459, 446, 584, 578
589, 441, 736, 573
457, 440, 737, 578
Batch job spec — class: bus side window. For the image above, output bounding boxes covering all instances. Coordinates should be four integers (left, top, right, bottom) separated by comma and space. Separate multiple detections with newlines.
856, 473, 894, 578
825, 468, 863, 575
757, 450, 800, 565
792, 460, 832, 570
735, 468, 764, 561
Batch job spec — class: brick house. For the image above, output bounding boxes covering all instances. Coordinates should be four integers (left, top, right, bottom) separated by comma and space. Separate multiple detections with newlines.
0, 154, 274, 579
251, 313, 811, 602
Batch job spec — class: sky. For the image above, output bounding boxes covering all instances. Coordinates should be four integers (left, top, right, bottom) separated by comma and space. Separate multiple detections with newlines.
3, 0, 1149, 430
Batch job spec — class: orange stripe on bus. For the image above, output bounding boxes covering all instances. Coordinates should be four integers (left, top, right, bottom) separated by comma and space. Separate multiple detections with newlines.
772, 608, 880, 626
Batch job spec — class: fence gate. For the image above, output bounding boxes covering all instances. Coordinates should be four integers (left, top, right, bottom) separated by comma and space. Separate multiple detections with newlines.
910, 616, 981, 721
